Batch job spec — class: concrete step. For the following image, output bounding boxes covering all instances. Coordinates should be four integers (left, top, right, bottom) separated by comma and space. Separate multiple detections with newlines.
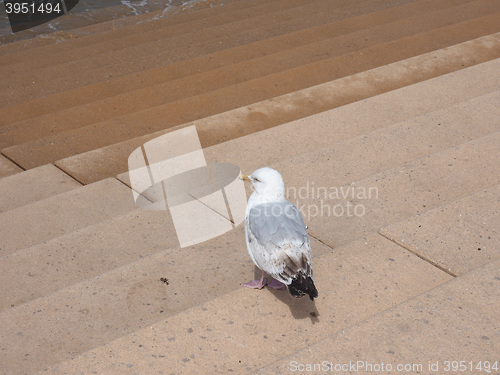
0, 0, 401, 126
3, 62, 493, 309
380, 184, 500, 276
258, 258, 499, 374
0, 0, 473, 147
201, 60, 500, 177
120, 90, 500, 199
0, 0, 255, 57
54, 51, 500, 186
0, 209, 176, 312
284, 130, 500, 249
0, 225, 330, 374
4, 96, 499, 373
1, 0, 407, 107
0, 154, 22, 179
3, 12, 499, 170
0, 0, 270, 63
0, 177, 136, 255
29, 121, 500, 374
35, 233, 451, 374
0, 164, 81, 213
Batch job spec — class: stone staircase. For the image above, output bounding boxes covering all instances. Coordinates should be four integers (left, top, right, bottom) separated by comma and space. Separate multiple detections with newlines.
0, 0, 499, 373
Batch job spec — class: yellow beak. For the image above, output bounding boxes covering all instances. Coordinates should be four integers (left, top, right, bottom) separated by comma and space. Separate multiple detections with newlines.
239, 174, 251, 181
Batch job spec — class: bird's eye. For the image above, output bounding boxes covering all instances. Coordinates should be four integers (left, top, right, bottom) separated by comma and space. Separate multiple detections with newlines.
253, 177, 260, 182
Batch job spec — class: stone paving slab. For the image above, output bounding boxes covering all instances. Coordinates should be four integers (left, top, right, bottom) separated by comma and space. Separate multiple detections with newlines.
1, 0, 402, 107
0, 0, 401, 127
380, 185, 500, 276
200, 92, 500, 248
38, 234, 451, 374
0, 209, 177, 312
0, 227, 331, 375
64, 42, 500, 185
4, 12, 499, 170
0, 154, 22, 178
0, 0, 476, 148
18, 126, 498, 375
0, 0, 268, 68
119, 91, 500, 213
0, 177, 136, 255
0, 164, 81, 213
276, 131, 500, 249
258, 259, 500, 374
0, 0, 250, 58
213, 89, 500, 180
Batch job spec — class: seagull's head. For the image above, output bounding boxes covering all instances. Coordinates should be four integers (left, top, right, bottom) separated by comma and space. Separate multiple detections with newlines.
240, 167, 285, 199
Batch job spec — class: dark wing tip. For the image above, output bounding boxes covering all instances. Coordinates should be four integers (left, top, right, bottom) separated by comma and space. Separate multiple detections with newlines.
288, 273, 318, 301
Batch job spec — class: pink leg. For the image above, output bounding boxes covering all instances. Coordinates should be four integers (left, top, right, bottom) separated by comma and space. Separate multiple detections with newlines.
267, 278, 286, 290
241, 270, 267, 289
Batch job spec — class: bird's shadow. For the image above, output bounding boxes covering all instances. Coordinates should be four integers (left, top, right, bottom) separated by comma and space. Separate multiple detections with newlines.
252, 268, 319, 323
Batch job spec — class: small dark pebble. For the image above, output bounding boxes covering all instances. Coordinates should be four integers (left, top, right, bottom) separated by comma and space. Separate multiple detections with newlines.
160, 277, 169, 285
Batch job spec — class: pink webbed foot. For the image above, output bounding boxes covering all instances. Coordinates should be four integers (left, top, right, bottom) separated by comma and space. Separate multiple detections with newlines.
241, 270, 267, 289
241, 279, 267, 289
267, 278, 286, 290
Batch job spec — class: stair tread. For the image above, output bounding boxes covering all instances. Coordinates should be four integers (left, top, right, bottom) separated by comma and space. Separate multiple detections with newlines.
285, 131, 500, 248
1, 0, 474, 145
0, 154, 22, 179
0, 227, 330, 374
258, 258, 499, 374
200, 62, 500, 177
32, 131, 500, 373
0, 177, 136, 255
54, 47, 500, 185
380, 184, 500, 276
4, 13, 499, 170
1, 0, 414, 107
0, 0, 469, 129
0, 164, 81, 213
35, 234, 451, 374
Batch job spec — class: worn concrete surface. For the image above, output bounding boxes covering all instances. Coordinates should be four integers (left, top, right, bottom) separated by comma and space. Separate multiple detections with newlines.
258, 259, 500, 374
0, 154, 22, 179
380, 185, 500, 276
0, 0, 498, 373
36, 234, 452, 374
62, 42, 500, 184
3, 9, 499, 168
0, 178, 135, 255
0, 164, 81, 213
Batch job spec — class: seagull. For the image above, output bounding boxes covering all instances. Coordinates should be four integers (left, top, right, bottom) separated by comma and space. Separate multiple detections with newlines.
240, 167, 318, 300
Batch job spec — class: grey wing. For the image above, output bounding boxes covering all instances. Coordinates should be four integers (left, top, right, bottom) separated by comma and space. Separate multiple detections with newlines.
246, 200, 312, 284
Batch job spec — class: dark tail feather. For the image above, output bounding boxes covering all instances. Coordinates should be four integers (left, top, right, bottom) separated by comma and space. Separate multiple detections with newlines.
288, 273, 318, 301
